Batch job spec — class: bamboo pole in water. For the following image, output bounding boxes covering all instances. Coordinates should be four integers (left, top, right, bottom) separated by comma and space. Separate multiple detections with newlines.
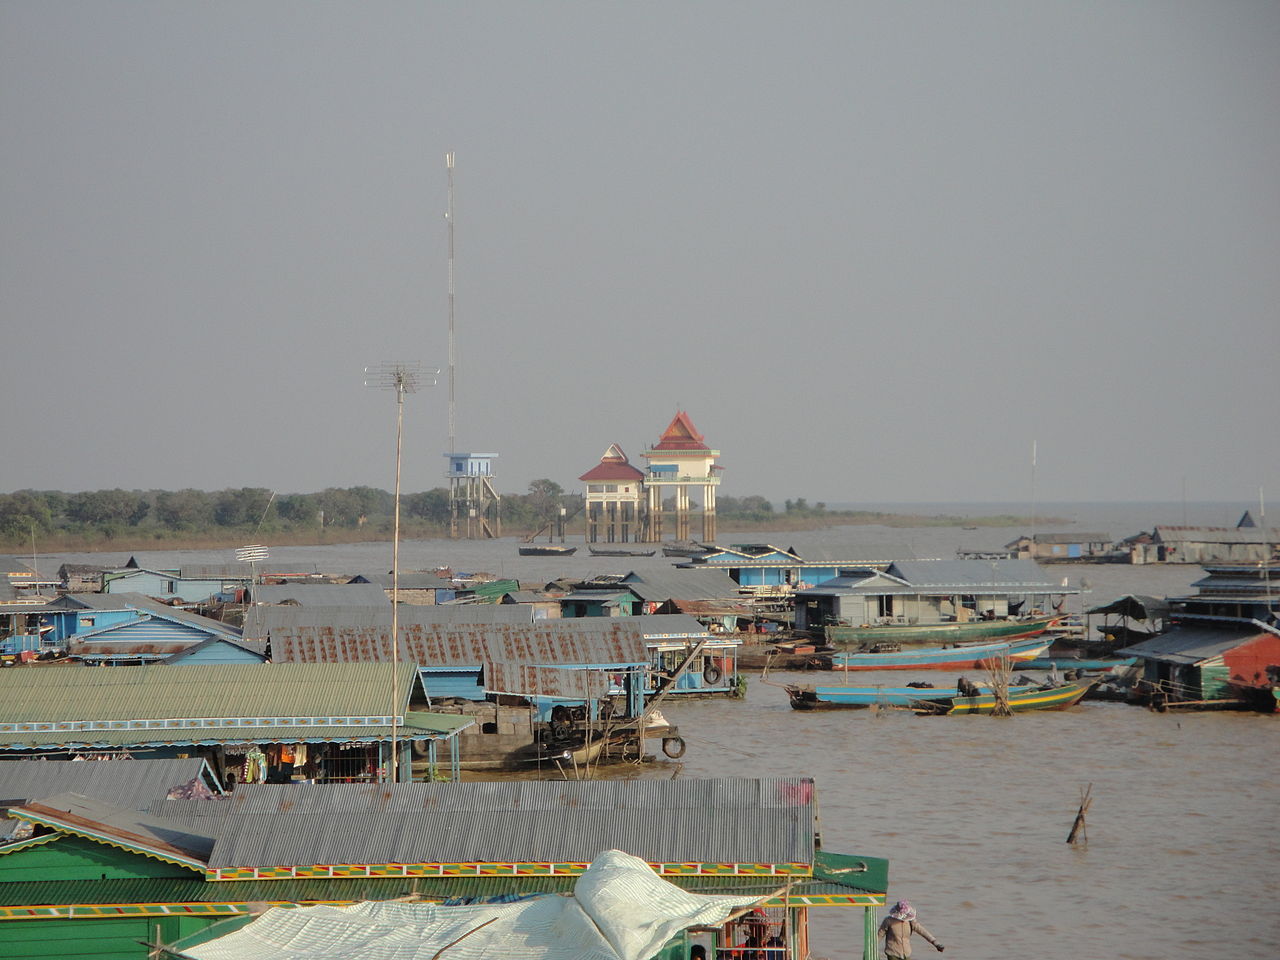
1067, 783, 1093, 844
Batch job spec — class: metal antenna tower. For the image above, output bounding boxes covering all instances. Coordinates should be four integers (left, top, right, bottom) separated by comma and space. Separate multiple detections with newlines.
446, 151, 456, 458
364, 361, 437, 781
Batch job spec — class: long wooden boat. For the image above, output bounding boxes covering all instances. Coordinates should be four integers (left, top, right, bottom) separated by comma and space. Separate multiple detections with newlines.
825, 614, 1060, 647
660, 539, 711, 558
829, 634, 1051, 671
587, 546, 657, 557
1020, 656, 1137, 672
787, 681, 1039, 710
925, 676, 1098, 715
517, 545, 577, 556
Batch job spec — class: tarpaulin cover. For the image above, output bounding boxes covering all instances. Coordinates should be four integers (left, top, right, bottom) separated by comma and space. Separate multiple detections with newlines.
182, 850, 762, 960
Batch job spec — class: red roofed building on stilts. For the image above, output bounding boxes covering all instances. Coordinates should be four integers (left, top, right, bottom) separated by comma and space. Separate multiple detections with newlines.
578, 444, 647, 544
579, 413, 722, 544
642, 411, 722, 543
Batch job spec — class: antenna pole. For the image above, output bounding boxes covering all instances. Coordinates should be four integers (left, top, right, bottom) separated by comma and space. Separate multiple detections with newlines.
364, 362, 438, 782
446, 151, 456, 458
1262, 486, 1272, 615
1030, 440, 1038, 553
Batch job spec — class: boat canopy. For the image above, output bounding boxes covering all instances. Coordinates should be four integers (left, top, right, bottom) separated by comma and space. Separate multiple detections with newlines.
1087, 594, 1170, 621
177, 849, 760, 960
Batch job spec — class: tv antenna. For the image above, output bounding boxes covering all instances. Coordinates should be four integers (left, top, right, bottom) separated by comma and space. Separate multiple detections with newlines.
364, 361, 438, 781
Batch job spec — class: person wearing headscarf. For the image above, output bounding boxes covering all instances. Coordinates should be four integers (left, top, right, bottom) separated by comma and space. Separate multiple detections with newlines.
879, 899, 944, 958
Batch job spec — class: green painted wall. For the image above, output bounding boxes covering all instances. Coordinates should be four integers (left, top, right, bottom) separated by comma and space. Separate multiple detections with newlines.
0, 836, 197, 883
0, 915, 218, 960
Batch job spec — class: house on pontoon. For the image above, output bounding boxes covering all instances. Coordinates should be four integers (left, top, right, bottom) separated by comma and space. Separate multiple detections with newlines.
1120, 562, 1280, 710
793, 558, 1073, 633
0, 777, 887, 960
1005, 532, 1115, 561
0, 662, 472, 783
679, 541, 914, 595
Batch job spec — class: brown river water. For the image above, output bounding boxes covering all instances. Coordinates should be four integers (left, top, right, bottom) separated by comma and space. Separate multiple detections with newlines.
45, 507, 1279, 958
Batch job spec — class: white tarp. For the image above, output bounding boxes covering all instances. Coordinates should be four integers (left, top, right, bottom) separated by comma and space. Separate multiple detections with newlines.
182, 849, 763, 960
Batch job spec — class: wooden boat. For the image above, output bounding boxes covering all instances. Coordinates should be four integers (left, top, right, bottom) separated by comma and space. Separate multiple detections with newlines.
660, 539, 711, 558
1020, 656, 1137, 672
517, 545, 578, 556
923, 676, 1098, 715
825, 614, 1060, 647
829, 634, 1051, 671
787, 681, 1039, 710
587, 546, 657, 557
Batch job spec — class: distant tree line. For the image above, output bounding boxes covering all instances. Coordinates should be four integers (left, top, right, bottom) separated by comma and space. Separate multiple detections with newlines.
0, 485, 806, 548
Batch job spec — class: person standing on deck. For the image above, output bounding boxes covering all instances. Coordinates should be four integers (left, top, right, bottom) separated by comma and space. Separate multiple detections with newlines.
879, 899, 945, 958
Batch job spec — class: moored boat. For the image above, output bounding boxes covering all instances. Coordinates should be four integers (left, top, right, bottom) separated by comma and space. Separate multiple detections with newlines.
824, 614, 1060, 648
587, 545, 657, 557
829, 634, 1051, 671
787, 680, 1039, 710
517, 545, 578, 556
1019, 656, 1137, 672
925, 676, 1098, 715
660, 539, 711, 558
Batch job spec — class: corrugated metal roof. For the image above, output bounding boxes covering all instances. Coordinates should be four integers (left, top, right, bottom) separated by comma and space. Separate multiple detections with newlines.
0, 662, 421, 723
1028, 532, 1111, 544
249, 583, 391, 606
0, 758, 210, 809
1154, 526, 1270, 544
16, 793, 218, 864
887, 558, 1058, 588
0, 712, 470, 751
1119, 623, 1266, 664
100, 593, 243, 638
245, 603, 536, 640
783, 541, 916, 563
349, 573, 455, 590
179, 563, 323, 579
272, 620, 652, 690
204, 779, 814, 869
621, 569, 742, 603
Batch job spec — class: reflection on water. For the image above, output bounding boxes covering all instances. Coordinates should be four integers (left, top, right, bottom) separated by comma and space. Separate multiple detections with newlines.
41, 510, 1278, 959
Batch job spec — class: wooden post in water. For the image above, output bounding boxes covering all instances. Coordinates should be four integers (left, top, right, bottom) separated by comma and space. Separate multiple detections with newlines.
1067, 782, 1093, 844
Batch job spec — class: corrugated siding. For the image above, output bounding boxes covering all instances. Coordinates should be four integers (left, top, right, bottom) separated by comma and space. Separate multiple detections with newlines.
0, 758, 208, 809
0, 663, 420, 722
272, 620, 649, 672
0, 871, 868, 909
71, 619, 216, 657
202, 779, 814, 869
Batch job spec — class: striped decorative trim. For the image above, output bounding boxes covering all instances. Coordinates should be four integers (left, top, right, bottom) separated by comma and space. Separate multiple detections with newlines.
0, 891, 882, 921
0, 833, 61, 857
208, 861, 813, 881
9, 811, 205, 874
0, 901, 313, 921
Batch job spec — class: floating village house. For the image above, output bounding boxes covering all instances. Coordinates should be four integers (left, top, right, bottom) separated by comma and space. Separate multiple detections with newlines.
681, 541, 913, 595
0, 663, 471, 784
1005, 532, 1114, 561
1125, 522, 1275, 565
19, 593, 251, 663
793, 558, 1072, 634
261, 606, 734, 765
0, 777, 887, 960
102, 560, 323, 605
1120, 561, 1280, 710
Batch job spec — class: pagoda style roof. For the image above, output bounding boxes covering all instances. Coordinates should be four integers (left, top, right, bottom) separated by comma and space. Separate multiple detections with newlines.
579, 443, 646, 482
649, 411, 713, 452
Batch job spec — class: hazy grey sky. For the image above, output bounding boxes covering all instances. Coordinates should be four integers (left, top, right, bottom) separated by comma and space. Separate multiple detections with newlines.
3, 2, 1277, 504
